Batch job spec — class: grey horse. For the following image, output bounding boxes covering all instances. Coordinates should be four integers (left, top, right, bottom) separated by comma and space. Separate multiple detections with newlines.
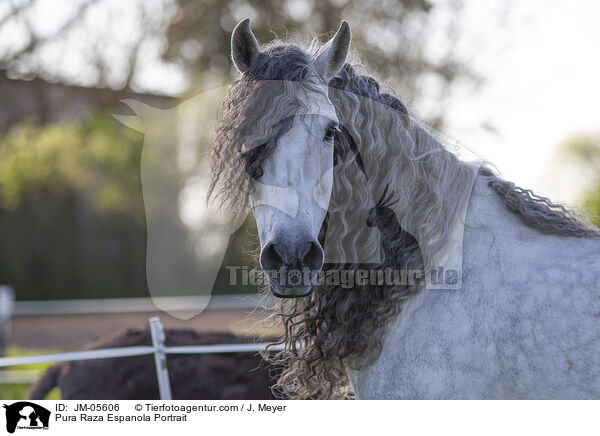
210, 18, 600, 399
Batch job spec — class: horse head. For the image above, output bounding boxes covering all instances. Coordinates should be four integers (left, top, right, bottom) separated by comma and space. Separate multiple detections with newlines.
229, 19, 352, 298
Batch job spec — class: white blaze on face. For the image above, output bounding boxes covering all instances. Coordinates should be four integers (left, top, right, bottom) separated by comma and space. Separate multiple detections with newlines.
313, 166, 335, 210
251, 89, 338, 249
250, 181, 298, 218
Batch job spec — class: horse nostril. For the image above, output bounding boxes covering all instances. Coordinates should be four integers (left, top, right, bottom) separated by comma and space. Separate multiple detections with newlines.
260, 242, 285, 272
300, 240, 324, 271
300, 242, 313, 260
272, 244, 286, 261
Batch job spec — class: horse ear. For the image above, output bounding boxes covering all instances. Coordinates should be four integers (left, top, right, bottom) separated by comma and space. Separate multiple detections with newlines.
231, 18, 260, 73
316, 20, 351, 80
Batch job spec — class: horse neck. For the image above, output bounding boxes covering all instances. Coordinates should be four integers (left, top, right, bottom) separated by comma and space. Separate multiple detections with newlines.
391, 125, 481, 271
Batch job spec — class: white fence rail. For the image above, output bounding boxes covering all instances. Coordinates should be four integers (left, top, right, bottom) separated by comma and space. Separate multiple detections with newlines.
12, 293, 271, 315
0, 317, 284, 399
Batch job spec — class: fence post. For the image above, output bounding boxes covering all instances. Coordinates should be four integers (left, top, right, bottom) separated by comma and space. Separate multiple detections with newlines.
0, 286, 15, 357
148, 317, 172, 400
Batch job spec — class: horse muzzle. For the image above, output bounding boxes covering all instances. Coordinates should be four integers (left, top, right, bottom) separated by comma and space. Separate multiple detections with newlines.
260, 236, 324, 298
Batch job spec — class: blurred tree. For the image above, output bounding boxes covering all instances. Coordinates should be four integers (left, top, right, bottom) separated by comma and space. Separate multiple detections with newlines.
559, 132, 600, 227
0, 112, 254, 299
0, 0, 178, 91
163, 0, 474, 127
0, 0, 478, 127
0, 114, 150, 299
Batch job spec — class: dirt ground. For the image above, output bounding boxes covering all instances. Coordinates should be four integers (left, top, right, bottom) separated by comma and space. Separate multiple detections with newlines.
10, 308, 280, 350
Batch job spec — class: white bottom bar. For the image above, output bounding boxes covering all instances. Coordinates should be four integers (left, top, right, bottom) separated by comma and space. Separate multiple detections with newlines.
2, 400, 597, 436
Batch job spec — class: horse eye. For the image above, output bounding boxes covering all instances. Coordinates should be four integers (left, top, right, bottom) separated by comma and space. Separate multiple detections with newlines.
241, 143, 266, 180
323, 124, 340, 142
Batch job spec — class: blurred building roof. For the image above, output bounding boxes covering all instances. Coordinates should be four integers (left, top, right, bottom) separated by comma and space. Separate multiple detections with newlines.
0, 70, 176, 131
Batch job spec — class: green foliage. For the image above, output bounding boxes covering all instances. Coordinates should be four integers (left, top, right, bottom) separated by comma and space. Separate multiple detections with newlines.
0, 123, 84, 209
0, 112, 258, 299
0, 114, 144, 221
0, 347, 61, 400
582, 185, 600, 228
560, 131, 600, 227
0, 114, 148, 300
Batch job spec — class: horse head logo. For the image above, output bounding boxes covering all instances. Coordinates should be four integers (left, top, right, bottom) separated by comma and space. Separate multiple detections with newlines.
114, 92, 237, 319
3, 402, 50, 434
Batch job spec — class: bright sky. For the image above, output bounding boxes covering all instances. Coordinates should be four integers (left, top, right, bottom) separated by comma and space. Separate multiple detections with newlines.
439, 0, 600, 203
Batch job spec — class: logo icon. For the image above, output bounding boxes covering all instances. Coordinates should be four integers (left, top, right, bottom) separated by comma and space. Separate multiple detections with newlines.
2, 402, 50, 434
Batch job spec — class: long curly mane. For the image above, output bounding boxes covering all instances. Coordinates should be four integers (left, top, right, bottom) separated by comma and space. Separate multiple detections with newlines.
209, 39, 600, 400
